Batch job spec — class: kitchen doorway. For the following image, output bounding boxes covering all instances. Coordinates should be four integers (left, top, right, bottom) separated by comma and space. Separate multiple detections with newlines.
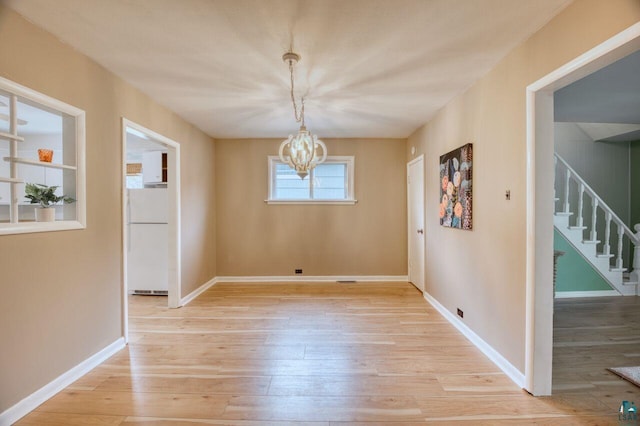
121, 118, 181, 342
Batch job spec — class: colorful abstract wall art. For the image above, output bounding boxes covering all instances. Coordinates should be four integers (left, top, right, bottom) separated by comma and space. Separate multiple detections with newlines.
439, 143, 472, 230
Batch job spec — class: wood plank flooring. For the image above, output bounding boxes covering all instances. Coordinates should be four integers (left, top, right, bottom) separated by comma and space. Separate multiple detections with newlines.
552, 295, 640, 414
15, 282, 633, 424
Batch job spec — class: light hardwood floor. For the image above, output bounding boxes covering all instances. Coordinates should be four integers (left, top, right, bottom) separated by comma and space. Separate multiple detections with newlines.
552, 296, 640, 412
15, 283, 633, 425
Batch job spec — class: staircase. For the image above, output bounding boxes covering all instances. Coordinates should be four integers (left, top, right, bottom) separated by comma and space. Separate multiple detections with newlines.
554, 153, 639, 296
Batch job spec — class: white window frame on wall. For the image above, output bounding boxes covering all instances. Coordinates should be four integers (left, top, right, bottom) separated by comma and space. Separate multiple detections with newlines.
0, 76, 86, 235
267, 155, 356, 204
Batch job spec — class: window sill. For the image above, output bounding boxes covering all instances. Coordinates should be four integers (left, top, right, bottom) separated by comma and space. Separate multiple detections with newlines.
0, 220, 86, 236
265, 199, 358, 205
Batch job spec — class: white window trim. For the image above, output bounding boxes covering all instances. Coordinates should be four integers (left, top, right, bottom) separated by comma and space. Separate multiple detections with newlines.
0, 76, 86, 235
266, 155, 356, 205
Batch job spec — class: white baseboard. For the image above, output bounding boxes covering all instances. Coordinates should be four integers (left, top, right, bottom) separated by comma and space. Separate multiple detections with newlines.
423, 291, 525, 388
180, 277, 218, 306
554, 290, 621, 298
215, 275, 408, 283
0, 337, 125, 426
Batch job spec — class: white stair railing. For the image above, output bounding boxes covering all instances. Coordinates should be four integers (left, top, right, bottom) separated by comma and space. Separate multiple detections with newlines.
554, 153, 639, 277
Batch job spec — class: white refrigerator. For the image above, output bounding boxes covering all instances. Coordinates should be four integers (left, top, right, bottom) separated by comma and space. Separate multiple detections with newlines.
127, 188, 168, 295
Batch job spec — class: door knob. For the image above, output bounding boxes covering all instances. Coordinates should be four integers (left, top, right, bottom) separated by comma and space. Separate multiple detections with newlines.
417, 229, 424, 234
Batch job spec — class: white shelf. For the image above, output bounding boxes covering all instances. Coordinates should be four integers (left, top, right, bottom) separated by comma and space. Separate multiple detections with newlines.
0, 220, 85, 236
0, 131, 24, 142
3, 157, 77, 170
0, 176, 24, 183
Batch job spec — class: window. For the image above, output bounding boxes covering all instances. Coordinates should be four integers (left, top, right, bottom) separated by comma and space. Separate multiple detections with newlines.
268, 156, 355, 204
0, 76, 85, 235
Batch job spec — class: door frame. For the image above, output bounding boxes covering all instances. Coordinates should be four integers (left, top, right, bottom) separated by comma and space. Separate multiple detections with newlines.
407, 154, 425, 292
525, 22, 640, 395
121, 118, 182, 342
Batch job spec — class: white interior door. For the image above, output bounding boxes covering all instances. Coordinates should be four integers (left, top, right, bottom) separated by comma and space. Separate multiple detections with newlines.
408, 155, 425, 292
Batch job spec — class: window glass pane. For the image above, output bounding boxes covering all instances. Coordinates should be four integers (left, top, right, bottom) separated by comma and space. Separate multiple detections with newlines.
269, 158, 352, 202
0, 91, 11, 217
0, 91, 10, 134
0, 93, 78, 223
0, 77, 85, 234
274, 163, 310, 199
17, 97, 75, 222
313, 163, 346, 199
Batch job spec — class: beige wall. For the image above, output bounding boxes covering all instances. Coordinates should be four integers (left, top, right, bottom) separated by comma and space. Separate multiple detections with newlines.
0, 6, 216, 411
216, 138, 407, 276
407, 0, 640, 372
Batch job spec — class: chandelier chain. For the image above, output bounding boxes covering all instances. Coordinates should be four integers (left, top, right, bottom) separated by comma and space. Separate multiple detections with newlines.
288, 60, 305, 126
279, 49, 327, 179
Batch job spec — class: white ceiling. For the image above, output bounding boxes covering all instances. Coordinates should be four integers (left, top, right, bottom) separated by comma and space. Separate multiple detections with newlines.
555, 49, 640, 125
6, 0, 572, 139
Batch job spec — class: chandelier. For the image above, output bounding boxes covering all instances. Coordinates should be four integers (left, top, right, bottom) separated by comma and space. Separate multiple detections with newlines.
278, 51, 327, 179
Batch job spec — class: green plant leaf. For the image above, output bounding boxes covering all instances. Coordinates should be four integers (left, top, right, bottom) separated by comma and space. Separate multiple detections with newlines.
24, 182, 76, 208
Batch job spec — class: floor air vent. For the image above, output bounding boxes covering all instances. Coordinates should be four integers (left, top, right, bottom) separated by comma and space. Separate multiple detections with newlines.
132, 290, 168, 296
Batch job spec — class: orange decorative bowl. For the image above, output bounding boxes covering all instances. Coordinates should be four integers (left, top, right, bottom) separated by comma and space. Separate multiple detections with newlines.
38, 149, 53, 162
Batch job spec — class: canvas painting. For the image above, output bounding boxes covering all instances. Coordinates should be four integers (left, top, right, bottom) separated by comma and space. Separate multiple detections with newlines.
439, 143, 472, 230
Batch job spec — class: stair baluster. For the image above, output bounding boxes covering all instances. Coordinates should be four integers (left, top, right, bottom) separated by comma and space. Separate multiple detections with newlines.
631, 224, 640, 283
615, 225, 625, 270
576, 183, 585, 228
563, 168, 571, 214
554, 156, 558, 203
601, 211, 611, 257
588, 198, 598, 242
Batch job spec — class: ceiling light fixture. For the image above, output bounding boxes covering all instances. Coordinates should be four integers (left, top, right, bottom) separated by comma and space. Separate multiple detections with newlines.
278, 51, 326, 179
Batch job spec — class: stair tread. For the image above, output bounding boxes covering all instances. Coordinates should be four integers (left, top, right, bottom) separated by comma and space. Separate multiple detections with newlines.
611, 268, 627, 272
569, 226, 587, 230
582, 240, 601, 244
596, 253, 615, 258
555, 212, 573, 217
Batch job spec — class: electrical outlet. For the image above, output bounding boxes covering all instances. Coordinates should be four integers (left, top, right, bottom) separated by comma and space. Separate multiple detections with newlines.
457, 308, 464, 318
295, 269, 303, 274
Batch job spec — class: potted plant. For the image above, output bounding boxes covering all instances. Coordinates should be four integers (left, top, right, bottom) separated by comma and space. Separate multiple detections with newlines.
24, 183, 75, 222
